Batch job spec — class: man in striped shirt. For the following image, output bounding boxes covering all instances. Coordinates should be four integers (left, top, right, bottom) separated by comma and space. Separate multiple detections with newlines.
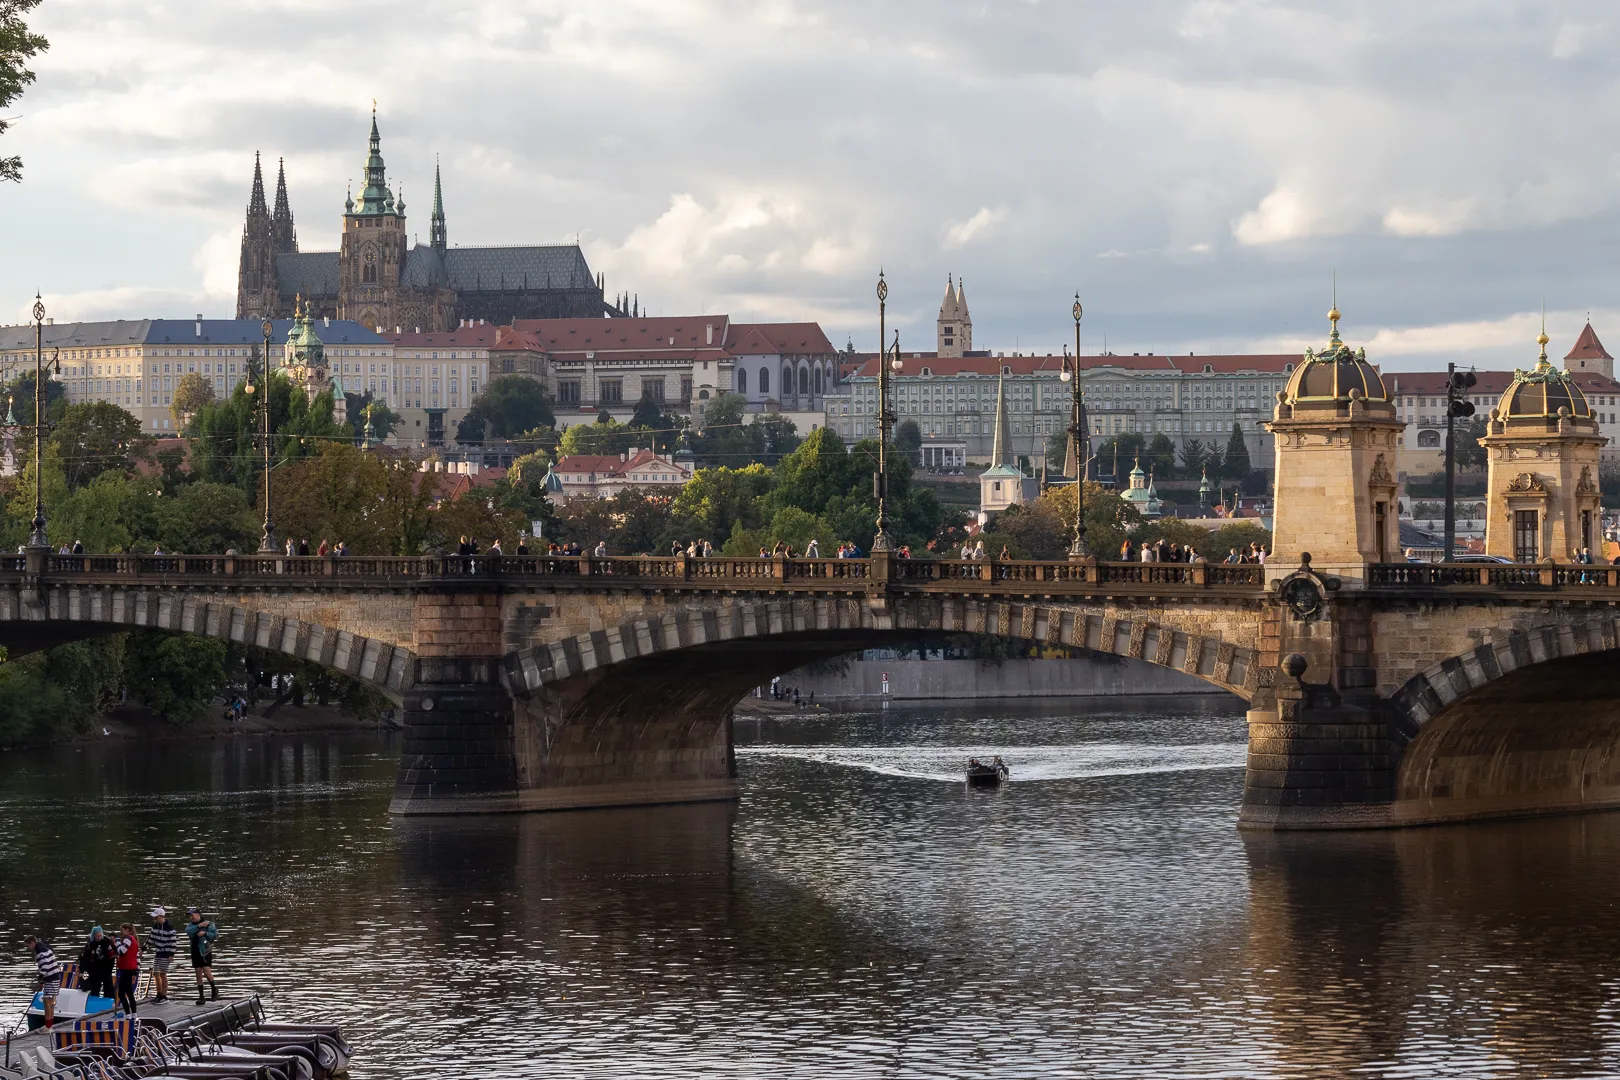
148, 907, 178, 1003
23, 935, 61, 1029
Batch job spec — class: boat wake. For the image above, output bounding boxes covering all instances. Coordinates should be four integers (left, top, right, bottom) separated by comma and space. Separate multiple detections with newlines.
736, 742, 1245, 783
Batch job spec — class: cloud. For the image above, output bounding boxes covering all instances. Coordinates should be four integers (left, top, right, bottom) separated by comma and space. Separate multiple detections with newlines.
942, 206, 1007, 249
7, 0, 1620, 362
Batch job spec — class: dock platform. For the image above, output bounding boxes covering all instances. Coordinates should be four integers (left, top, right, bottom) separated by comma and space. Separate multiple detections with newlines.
2, 992, 264, 1061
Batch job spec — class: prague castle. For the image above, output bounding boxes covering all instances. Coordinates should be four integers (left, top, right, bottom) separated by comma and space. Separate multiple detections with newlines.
235, 111, 618, 332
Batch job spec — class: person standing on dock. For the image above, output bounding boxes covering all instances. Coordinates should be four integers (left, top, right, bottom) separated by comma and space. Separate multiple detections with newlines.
79, 925, 114, 1000
114, 923, 141, 1014
24, 935, 61, 1030
185, 907, 218, 1004
148, 907, 177, 1003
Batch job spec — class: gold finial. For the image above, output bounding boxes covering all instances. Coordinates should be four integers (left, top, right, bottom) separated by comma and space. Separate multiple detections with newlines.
1537, 301, 1549, 364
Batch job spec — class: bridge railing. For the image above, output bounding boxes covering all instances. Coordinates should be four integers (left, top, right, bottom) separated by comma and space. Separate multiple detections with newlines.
3, 552, 1269, 593
1367, 562, 1620, 589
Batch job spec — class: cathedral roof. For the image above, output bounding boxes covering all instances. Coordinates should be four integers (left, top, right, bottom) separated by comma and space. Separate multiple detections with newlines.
727, 322, 836, 355
440, 245, 595, 293
276, 252, 340, 299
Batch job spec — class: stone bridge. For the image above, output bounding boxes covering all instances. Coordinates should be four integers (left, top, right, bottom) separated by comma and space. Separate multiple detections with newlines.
4, 548, 1620, 829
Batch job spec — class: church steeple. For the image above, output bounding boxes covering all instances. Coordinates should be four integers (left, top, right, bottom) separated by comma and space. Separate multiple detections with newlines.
430, 157, 447, 254
271, 156, 297, 253
246, 152, 268, 219
355, 105, 396, 216
990, 370, 1010, 466
237, 152, 277, 320
937, 271, 972, 357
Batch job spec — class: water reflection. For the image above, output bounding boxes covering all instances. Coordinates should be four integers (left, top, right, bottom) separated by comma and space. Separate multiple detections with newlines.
0, 702, 1618, 1077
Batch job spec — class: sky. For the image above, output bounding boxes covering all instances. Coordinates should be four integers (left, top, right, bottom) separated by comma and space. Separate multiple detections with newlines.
3, 0, 1620, 370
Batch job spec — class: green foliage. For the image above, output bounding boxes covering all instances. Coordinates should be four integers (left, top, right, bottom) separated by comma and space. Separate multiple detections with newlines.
670, 465, 774, 541
171, 372, 214, 428
895, 420, 922, 463
188, 374, 350, 496
0, 0, 47, 183
51, 402, 148, 490
559, 417, 634, 457
4, 365, 65, 427
459, 375, 555, 445
1094, 433, 1146, 480
721, 506, 838, 557
123, 633, 228, 724
0, 638, 119, 744
1208, 521, 1272, 559
1456, 416, 1488, 471
979, 483, 1139, 561
1146, 433, 1177, 479
1223, 422, 1252, 479
355, 397, 402, 441
687, 394, 802, 466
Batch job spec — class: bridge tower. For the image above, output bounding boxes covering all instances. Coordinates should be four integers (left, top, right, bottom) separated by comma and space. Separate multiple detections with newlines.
1481, 327, 1606, 562
1267, 304, 1402, 584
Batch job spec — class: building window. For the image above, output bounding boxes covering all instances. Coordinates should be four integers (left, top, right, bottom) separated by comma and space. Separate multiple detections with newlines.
680, 376, 693, 402
760, 368, 770, 395
600, 378, 623, 405
363, 249, 378, 285
799, 367, 810, 396
643, 378, 665, 403
737, 369, 748, 395
1514, 510, 1538, 562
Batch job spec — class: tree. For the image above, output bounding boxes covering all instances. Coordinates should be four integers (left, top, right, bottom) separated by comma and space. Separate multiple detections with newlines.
1094, 433, 1146, 482
171, 372, 214, 429
151, 482, 257, 554
895, 420, 922, 465
50, 401, 148, 490
1146, 433, 1178, 480
4, 366, 65, 427
1223, 422, 1251, 479
355, 396, 402, 441
1180, 439, 1220, 476
0, 0, 48, 183
670, 464, 775, 542
459, 375, 555, 445
559, 418, 635, 457
1207, 521, 1272, 560
123, 632, 228, 724
1455, 416, 1488, 471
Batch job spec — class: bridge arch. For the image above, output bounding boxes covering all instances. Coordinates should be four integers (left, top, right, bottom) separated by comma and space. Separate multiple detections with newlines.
0, 587, 414, 703
1386, 617, 1620, 824
503, 596, 1264, 702
488, 596, 1263, 812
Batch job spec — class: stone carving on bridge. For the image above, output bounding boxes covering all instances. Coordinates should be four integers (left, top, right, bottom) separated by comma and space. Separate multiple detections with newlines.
1272, 553, 1340, 622
1505, 472, 1546, 494
1578, 465, 1598, 496
1367, 453, 1394, 487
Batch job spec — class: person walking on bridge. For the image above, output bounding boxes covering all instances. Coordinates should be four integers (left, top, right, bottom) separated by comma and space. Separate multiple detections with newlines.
185, 908, 219, 1003
149, 907, 177, 1003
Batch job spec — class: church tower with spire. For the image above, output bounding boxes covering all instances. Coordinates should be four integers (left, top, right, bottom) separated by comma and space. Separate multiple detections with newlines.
271, 157, 298, 256
430, 158, 448, 256
235, 152, 278, 319
338, 108, 412, 332
937, 274, 972, 358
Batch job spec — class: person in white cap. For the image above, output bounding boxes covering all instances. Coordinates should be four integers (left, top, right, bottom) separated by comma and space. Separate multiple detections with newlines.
148, 906, 178, 1003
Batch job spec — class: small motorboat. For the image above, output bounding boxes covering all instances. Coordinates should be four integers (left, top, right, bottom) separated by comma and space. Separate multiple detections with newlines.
966, 757, 1010, 788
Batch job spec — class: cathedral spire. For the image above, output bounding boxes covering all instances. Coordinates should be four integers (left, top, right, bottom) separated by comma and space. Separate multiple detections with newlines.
990, 370, 1010, 467
247, 152, 268, 218
356, 105, 394, 215
271, 156, 297, 253
430, 156, 447, 254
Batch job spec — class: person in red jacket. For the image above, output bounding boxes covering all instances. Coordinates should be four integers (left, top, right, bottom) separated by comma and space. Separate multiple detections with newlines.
113, 923, 141, 1015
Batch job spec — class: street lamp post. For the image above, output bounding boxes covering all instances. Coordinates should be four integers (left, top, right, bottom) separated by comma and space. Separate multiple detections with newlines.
1060, 293, 1089, 559
872, 272, 901, 552
246, 319, 276, 552
28, 294, 50, 549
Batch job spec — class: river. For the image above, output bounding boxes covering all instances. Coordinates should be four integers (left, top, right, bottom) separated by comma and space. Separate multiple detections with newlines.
2, 697, 1619, 1078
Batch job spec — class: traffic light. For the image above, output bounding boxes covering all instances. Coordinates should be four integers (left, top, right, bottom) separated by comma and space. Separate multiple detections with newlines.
1448, 369, 1477, 418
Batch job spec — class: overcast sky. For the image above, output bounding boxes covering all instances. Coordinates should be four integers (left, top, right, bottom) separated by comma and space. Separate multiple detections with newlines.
3, 0, 1620, 370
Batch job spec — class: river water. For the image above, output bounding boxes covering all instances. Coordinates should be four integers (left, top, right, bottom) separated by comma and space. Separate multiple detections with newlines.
3, 697, 1620, 1078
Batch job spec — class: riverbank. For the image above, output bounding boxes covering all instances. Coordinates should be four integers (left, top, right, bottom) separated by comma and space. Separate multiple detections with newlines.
60, 702, 390, 744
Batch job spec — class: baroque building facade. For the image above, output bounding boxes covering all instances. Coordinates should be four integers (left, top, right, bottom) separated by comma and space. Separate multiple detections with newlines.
235, 111, 619, 331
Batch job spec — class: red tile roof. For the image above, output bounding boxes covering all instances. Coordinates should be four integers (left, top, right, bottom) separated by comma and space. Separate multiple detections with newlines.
513, 317, 732, 357
1387, 369, 1620, 395
554, 450, 681, 478
1566, 321, 1613, 362
383, 326, 500, 348
726, 322, 835, 355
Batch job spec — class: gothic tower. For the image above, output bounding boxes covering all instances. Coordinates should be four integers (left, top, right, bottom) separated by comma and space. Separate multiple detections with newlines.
937, 274, 972, 358
271, 157, 298, 255
338, 108, 410, 332
235, 152, 278, 319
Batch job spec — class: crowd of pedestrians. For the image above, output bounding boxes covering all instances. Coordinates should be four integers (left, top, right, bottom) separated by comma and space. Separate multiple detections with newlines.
23, 906, 219, 1029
